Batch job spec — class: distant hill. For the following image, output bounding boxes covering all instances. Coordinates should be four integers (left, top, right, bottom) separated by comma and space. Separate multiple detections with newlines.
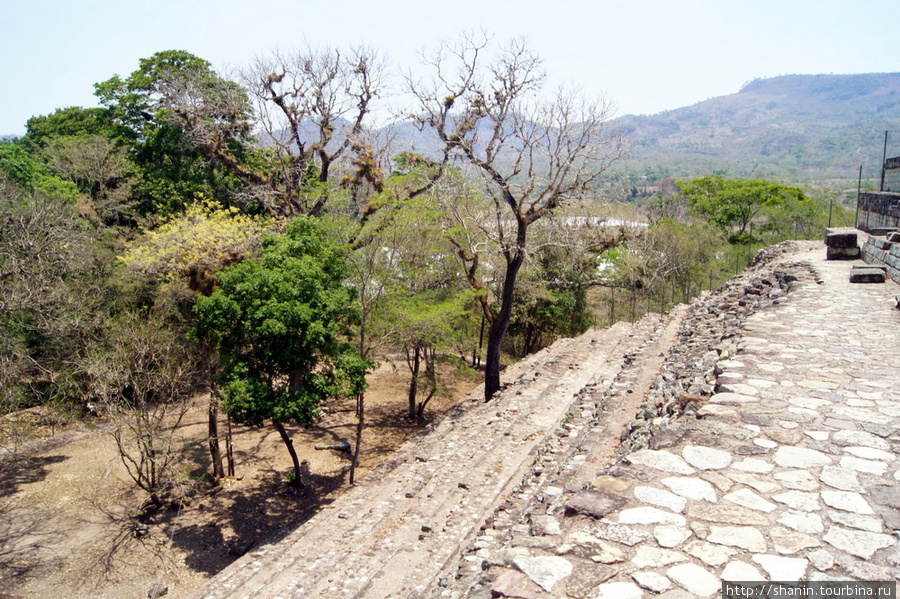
614, 73, 900, 183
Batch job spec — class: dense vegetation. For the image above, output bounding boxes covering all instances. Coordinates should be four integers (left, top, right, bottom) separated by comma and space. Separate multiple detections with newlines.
0, 40, 851, 500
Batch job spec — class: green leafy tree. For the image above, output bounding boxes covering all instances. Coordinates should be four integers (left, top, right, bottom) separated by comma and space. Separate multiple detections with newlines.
0, 140, 80, 201
95, 50, 254, 216
21, 107, 118, 149
191, 217, 370, 486
678, 175, 807, 243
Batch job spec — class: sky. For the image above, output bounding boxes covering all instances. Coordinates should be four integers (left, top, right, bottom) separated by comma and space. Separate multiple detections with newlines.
1, 0, 899, 136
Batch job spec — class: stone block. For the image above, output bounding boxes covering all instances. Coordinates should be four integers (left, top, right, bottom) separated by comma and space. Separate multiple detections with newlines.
849, 268, 885, 283
826, 246, 861, 260
870, 238, 892, 250
825, 230, 857, 248
888, 231, 900, 242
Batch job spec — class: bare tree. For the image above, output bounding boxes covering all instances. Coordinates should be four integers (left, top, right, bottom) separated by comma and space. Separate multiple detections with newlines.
80, 309, 202, 506
242, 45, 387, 217
410, 34, 628, 399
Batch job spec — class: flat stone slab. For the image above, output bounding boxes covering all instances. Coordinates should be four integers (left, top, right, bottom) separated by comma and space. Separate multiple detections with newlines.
825, 230, 858, 248
823, 527, 895, 559
849, 268, 886, 283
826, 246, 861, 260
513, 556, 573, 592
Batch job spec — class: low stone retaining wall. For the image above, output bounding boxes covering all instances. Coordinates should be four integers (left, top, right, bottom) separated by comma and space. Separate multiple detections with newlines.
862, 231, 900, 284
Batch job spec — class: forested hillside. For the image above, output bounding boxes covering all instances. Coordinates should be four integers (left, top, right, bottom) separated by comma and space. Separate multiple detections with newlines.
615, 72, 900, 182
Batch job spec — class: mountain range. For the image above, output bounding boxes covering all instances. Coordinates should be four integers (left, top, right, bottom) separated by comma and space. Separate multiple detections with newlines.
613, 72, 900, 184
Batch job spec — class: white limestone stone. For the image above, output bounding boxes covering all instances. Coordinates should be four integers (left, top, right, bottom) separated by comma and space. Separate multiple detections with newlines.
626, 449, 695, 475
653, 524, 692, 548
792, 396, 830, 409
831, 430, 890, 450
774, 470, 819, 492
753, 438, 778, 449
727, 472, 781, 494
828, 510, 884, 533
820, 490, 874, 515
595, 581, 644, 599
772, 491, 820, 512
839, 456, 888, 475
819, 466, 864, 492
632, 571, 672, 593
721, 561, 766, 582
513, 556, 573, 592
718, 359, 745, 369
696, 404, 738, 418
682, 445, 732, 470
806, 549, 835, 572
773, 446, 832, 468
830, 406, 884, 424
707, 525, 768, 552
752, 554, 808, 581
631, 545, 689, 569
778, 420, 799, 429
844, 446, 895, 461
710, 392, 759, 404
748, 378, 778, 389
770, 526, 820, 554
634, 486, 687, 513
722, 383, 760, 396
732, 458, 774, 474
667, 563, 721, 597
684, 540, 736, 566
777, 510, 824, 534
804, 431, 829, 441
661, 476, 718, 503
618, 507, 687, 526
724, 488, 777, 513
823, 527, 895, 559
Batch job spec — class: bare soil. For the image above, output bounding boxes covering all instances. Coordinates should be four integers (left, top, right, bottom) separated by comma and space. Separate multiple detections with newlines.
0, 359, 479, 599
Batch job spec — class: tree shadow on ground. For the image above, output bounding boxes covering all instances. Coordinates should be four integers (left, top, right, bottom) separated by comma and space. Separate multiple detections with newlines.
0, 504, 68, 594
161, 462, 348, 576
0, 454, 68, 498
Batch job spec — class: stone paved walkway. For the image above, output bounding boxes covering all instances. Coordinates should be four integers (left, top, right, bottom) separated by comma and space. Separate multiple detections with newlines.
440, 242, 900, 598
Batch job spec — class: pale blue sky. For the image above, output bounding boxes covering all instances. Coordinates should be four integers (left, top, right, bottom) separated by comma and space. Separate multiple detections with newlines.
1, 0, 898, 136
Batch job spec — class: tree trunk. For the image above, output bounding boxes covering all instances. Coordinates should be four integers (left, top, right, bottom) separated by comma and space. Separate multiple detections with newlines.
208, 394, 224, 480
416, 346, 438, 421
273, 420, 303, 487
484, 254, 525, 401
225, 413, 235, 477
407, 344, 421, 419
349, 392, 364, 485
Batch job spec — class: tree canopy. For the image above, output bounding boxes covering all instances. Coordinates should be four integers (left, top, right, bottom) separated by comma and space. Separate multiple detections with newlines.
678, 175, 809, 242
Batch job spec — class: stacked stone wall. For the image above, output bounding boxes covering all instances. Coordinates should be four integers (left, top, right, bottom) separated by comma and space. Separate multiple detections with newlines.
884, 157, 900, 192
862, 233, 900, 283
858, 191, 900, 233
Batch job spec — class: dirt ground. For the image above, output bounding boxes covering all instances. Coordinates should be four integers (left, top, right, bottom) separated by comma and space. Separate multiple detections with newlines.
0, 359, 480, 599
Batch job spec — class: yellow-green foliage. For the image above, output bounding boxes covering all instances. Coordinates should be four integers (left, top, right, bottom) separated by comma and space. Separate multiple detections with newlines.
120, 198, 272, 295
